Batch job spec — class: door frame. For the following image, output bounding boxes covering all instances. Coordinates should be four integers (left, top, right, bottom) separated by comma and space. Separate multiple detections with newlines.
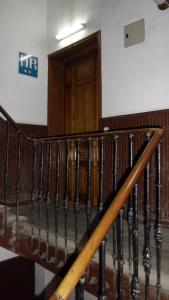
47, 31, 102, 135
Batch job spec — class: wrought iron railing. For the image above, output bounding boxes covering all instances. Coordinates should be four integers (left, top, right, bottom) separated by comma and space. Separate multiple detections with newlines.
50, 128, 163, 300
0, 105, 167, 299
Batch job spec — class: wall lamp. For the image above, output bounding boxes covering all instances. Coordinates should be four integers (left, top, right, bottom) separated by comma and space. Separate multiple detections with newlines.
154, 0, 169, 10
56, 23, 86, 41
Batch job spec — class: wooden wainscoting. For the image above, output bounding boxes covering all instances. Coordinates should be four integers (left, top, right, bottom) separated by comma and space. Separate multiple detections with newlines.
18, 123, 47, 137
0, 117, 47, 206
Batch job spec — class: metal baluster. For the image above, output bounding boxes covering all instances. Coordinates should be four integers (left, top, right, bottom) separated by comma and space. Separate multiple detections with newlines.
46, 143, 52, 262
112, 135, 119, 272
74, 139, 80, 251
143, 132, 152, 300
46, 143, 52, 203
75, 277, 85, 300
98, 136, 107, 300
83, 138, 93, 285
52, 140, 61, 262
86, 138, 92, 238
36, 142, 44, 256
39, 142, 44, 202
15, 132, 21, 244
74, 139, 84, 300
117, 210, 124, 300
116, 135, 124, 300
3, 121, 9, 237
31, 141, 38, 252
42, 143, 52, 261
63, 140, 70, 259
112, 134, 119, 299
154, 141, 162, 299
131, 184, 140, 300
127, 134, 134, 275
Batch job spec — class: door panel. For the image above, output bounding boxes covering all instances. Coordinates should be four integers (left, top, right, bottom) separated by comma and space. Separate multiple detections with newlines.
65, 52, 98, 134
65, 51, 99, 204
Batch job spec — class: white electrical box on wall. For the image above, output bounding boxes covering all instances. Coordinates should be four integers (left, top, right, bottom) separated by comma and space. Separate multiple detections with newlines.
124, 18, 145, 48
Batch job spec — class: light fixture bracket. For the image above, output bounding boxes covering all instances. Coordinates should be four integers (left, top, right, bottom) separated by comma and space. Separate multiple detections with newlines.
154, 0, 169, 10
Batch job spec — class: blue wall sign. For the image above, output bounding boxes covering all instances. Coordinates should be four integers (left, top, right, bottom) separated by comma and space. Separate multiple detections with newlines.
19, 52, 38, 78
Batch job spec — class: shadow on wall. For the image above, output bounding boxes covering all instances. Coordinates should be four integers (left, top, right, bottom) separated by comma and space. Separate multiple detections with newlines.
34, 271, 61, 300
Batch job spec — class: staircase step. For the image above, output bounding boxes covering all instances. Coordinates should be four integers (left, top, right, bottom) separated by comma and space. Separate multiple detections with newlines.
0, 208, 169, 299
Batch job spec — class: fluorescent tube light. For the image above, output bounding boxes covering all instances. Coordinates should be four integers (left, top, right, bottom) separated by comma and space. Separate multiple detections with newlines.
56, 23, 86, 40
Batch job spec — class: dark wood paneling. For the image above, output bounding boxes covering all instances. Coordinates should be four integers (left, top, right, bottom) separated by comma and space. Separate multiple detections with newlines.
0, 256, 34, 300
102, 109, 169, 130
102, 109, 169, 224
18, 123, 47, 137
0, 119, 47, 205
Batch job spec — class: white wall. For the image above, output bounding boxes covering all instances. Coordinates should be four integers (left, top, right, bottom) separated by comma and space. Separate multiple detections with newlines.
35, 263, 55, 296
0, 0, 48, 124
102, 0, 169, 117
0, 247, 17, 261
1, 0, 168, 122
47, 0, 169, 117
47, 0, 104, 53
35, 264, 96, 299
0, 1, 168, 122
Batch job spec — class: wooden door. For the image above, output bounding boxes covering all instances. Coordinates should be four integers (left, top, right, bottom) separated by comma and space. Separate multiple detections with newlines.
65, 51, 98, 134
64, 49, 100, 204
48, 32, 101, 205
48, 32, 101, 135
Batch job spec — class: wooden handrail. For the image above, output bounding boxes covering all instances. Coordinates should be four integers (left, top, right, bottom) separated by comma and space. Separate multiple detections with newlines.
0, 105, 29, 140
49, 128, 164, 300
0, 104, 162, 142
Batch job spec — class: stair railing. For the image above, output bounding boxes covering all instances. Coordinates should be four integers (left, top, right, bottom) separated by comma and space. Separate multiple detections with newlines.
49, 128, 164, 300
0, 105, 165, 299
